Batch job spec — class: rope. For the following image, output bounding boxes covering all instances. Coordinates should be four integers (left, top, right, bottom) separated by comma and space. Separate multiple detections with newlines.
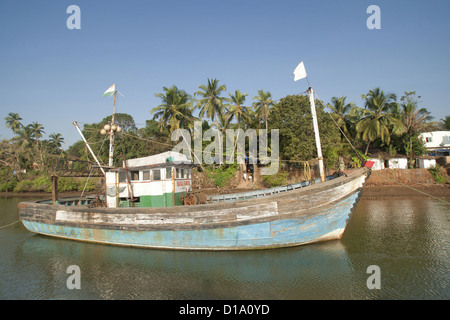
379, 174, 450, 205
304, 161, 311, 181
0, 220, 20, 229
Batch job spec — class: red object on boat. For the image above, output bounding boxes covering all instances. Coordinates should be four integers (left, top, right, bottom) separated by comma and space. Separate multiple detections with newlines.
363, 161, 375, 168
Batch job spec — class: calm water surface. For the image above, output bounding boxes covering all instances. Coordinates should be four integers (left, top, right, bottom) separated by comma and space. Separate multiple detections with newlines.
0, 195, 448, 300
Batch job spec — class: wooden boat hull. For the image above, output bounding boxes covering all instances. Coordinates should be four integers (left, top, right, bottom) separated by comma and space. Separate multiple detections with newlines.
19, 168, 369, 250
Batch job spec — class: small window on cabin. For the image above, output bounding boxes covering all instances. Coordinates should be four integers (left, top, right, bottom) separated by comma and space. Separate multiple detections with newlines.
166, 167, 172, 180
130, 171, 139, 181
426, 137, 432, 143
176, 168, 180, 179
142, 170, 150, 181
119, 172, 127, 183
187, 169, 191, 179
152, 169, 161, 181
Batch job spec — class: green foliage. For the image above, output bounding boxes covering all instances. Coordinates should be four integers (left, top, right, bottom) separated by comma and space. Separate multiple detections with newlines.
0, 176, 18, 192
350, 150, 369, 168
262, 171, 288, 187
31, 175, 51, 192
205, 164, 237, 188
14, 180, 33, 192
269, 95, 341, 163
429, 165, 446, 184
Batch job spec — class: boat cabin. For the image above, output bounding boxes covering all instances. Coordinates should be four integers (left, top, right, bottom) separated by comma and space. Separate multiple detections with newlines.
105, 151, 195, 208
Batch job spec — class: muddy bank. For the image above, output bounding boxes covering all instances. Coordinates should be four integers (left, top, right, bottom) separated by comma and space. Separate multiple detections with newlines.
362, 184, 450, 199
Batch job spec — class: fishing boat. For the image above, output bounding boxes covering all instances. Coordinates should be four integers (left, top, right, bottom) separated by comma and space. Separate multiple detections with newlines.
18, 64, 372, 250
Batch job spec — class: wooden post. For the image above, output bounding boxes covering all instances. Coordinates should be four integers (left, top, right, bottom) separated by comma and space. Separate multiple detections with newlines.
51, 175, 58, 204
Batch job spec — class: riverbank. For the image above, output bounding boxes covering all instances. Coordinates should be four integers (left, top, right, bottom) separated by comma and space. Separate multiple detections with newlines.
362, 168, 449, 199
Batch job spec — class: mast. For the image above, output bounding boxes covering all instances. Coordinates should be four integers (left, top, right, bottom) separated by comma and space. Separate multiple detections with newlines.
108, 91, 117, 167
308, 87, 326, 182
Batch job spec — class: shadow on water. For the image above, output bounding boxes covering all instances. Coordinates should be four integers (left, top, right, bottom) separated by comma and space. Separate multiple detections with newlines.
15, 233, 356, 299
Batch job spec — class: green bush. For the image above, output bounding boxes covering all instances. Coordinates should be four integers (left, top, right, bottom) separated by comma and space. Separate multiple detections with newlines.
205, 164, 237, 188
58, 177, 79, 192
0, 177, 18, 192
429, 165, 446, 184
262, 171, 288, 187
31, 176, 52, 192
14, 180, 33, 192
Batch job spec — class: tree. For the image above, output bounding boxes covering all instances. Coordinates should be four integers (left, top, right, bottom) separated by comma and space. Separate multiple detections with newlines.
5, 112, 23, 133
49, 133, 64, 149
195, 79, 227, 164
152, 85, 195, 135
399, 91, 433, 160
226, 90, 250, 156
356, 87, 405, 155
269, 95, 340, 165
253, 90, 276, 131
195, 79, 227, 129
327, 96, 355, 139
227, 90, 250, 129
27, 122, 45, 141
441, 116, 450, 130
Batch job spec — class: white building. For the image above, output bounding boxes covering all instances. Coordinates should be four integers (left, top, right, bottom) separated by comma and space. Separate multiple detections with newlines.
385, 157, 408, 169
366, 158, 385, 170
420, 131, 450, 157
416, 156, 437, 169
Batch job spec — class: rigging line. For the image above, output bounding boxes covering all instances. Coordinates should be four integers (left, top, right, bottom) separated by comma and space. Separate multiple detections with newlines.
380, 174, 450, 205
0, 220, 20, 229
120, 130, 316, 164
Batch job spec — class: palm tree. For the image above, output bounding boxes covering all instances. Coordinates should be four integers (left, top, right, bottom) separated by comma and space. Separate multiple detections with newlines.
27, 122, 45, 141
252, 90, 276, 131
195, 79, 227, 164
327, 96, 355, 138
399, 92, 433, 160
195, 78, 227, 128
5, 112, 23, 133
151, 85, 195, 135
441, 116, 450, 130
49, 133, 64, 149
227, 90, 250, 128
356, 88, 405, 155
226, 90, 250, 157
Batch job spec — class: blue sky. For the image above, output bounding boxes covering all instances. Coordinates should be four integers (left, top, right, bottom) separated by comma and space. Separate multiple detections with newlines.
1, 0, 449, 146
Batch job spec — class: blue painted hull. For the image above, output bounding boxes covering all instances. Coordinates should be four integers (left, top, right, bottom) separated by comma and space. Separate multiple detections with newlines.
19, 168, 369, 250
20, 192, 360, 250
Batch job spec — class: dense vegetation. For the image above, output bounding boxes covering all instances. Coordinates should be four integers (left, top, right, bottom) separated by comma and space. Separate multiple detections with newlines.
1, 79, 449, 191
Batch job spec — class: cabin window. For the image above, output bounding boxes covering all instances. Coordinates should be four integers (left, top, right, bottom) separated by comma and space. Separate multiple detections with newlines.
166, 167, 172, 180
176, 168, 180, 179
425, 137, 432, 143
152, 169, 161, 181
130, 171, 139, 181
119, 172, 127, 183
142, 170, 150, 181
187, 169, 191, 179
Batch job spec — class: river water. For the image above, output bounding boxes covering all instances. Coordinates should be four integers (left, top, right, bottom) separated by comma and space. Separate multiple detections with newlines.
0, 195, 448, 300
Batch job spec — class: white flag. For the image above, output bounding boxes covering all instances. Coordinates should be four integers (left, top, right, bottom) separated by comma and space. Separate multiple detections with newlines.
293, 61, 307, 81
102, 83, 116, 97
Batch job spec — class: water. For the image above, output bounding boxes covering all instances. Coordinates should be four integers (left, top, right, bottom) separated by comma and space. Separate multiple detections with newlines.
1, 195, 449, 300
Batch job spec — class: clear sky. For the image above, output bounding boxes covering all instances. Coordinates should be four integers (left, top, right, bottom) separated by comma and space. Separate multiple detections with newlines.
1, 0, 449, 146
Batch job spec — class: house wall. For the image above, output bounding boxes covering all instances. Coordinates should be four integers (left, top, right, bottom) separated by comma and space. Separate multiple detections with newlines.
416, 158, 436, 169
420, 131, 450, 151
386, 158, 408, 169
